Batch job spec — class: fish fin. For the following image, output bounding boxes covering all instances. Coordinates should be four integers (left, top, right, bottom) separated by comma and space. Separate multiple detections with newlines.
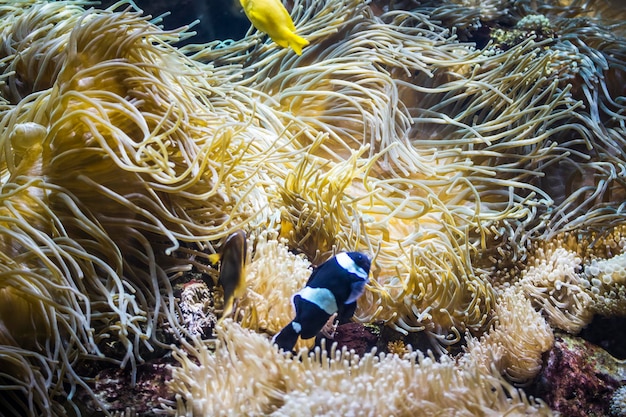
279, 217, 294, 239
288, 33, 309, 55
246, 8, 270, 32
207, 253, 221, 265
305, 264, 321, 286
272, 321, 300, 352
218, 297, 237, 323
338, 301, 357, 324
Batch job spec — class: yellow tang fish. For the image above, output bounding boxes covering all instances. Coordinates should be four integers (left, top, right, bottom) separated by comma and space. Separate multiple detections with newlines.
208, 230, 248, 320
239, 0, 309, 55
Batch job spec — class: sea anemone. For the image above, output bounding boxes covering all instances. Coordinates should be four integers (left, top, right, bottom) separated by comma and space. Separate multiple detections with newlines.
0, 0, 269, 413
167, 321, 553, 416
0, 0, 625, 415
464, 288, 554, 383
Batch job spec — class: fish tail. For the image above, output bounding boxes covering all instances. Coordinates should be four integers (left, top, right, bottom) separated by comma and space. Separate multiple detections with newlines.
272, 321, 300, 352
288, 34, 309, 56
218, 296, 236, 324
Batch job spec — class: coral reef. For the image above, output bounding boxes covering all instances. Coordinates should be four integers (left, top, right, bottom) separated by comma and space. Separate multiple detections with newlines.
535, 335, 626, 417
0, 0, 624, 415
324, 322, 378, 357
168, 322, 553, 416
463, 288, 554, 383
177, 280, 218, 337
611, 385, 626, 417
75, 357, 177, 415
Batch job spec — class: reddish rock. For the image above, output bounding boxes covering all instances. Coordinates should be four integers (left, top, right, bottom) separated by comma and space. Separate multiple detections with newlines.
76, 356, 177, 415
319, 322, 379, 357
535, 335, 623, 417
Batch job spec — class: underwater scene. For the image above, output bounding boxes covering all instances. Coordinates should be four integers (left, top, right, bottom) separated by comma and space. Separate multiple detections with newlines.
0, 0, 625, 415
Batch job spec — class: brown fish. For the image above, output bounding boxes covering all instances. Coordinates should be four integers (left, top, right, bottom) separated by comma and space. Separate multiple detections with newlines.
209, 230, 248, 320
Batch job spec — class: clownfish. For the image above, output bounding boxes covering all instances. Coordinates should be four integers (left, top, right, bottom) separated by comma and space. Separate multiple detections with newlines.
272, 252, 371, 352
239, 0, 309, 55
208, 230, 248, 320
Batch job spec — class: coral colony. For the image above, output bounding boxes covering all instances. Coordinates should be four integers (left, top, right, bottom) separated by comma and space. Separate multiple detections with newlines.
0, 0, 625, 415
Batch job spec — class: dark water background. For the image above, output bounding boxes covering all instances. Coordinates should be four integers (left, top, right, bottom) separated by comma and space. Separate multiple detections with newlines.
101, 0, 249, 43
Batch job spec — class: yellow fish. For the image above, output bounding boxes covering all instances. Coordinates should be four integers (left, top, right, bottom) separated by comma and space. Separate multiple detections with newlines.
239, 0, 309, 55
208, 230, 248, 320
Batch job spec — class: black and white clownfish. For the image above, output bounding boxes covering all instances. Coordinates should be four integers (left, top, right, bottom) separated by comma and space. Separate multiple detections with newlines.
272, 251, 371, 352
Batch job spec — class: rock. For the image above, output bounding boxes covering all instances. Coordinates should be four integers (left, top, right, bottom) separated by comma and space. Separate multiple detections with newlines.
534, 334, 626, 417
75, 356, 177, 415
317, 322, 379, 357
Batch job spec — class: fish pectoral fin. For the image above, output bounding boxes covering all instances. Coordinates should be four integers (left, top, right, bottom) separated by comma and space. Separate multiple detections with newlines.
272, 35, 289, 49
338, 301, 357, 324
272, 321, 300, 352
246, 8, 271, 33
207, 253, 221, 265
